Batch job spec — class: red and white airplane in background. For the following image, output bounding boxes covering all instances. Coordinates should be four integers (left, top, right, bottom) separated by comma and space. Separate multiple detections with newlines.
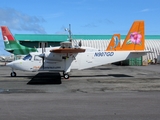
6, 21, 149, 79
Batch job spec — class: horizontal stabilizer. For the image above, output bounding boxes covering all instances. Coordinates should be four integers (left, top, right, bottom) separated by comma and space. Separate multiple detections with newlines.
5, 49, 14, 53
130, 50, 151, 53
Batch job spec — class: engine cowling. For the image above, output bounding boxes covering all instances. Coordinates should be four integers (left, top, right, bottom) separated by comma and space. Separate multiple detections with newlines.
44, 52, 64, 61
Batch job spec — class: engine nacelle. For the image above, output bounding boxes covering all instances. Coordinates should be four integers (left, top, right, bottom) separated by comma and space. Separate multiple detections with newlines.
44, 52, 64, 61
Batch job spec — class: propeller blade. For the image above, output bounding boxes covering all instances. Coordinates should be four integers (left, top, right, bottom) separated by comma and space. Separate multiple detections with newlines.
41, 42, 45, 69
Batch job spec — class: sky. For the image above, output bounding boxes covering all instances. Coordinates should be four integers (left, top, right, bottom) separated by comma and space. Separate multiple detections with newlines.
0, 0, 160, 55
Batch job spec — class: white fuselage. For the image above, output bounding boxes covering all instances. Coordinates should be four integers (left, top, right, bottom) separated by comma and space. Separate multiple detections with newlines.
7, 46, 147, 73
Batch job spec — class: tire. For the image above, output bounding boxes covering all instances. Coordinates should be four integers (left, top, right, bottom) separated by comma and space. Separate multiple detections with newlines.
11, 72, 16, 77
64, 74, 69, 79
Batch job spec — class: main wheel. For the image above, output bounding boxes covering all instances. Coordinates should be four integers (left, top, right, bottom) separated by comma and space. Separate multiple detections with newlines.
63, 74, 69, 79
11, 72, 16, 77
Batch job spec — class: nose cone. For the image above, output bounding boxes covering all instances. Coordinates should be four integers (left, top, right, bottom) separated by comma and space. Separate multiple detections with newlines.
6, 62, 14, 67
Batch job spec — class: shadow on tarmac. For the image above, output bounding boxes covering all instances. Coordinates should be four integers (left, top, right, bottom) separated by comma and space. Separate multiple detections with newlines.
27, 72, 62, 85
71, 74, 133, 78
4, 76, 34, 79
87, 68, 113, 70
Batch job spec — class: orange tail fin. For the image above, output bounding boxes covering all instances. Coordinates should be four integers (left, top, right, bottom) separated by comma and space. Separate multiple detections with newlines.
120, 21, 144, 50
106, 34, 121, 51
1, 26, 15, 41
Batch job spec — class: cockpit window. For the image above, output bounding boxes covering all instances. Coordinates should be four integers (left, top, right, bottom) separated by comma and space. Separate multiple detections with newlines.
23, 54, 32, 60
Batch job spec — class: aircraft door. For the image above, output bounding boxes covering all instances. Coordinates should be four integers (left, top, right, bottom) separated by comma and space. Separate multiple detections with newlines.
31, 55, 42, 71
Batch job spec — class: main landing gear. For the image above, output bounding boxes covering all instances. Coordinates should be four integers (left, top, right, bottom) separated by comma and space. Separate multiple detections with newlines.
63, 72, 70, 79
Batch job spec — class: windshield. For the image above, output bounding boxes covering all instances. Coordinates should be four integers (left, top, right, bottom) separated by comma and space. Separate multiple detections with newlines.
23, 54, 32, 60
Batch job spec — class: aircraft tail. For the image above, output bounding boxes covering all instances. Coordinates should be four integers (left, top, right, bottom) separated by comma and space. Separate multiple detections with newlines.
106, 34, 121, 51
120, 21, 144, 50
1, 26, 16, 52
1, 26, 15, 41
1, 26, 37, 55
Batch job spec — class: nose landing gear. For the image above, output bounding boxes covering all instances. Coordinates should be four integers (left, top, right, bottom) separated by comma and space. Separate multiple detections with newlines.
11, 72, 16, 77
10, 68, 16, 77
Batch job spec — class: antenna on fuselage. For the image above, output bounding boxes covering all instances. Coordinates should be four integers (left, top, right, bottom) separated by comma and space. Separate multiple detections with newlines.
65, 24, 72, 42
64, 24, 82, 48
62, 24, 73, 48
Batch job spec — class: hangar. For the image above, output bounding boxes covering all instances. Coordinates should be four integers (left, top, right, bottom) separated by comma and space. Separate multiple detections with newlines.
14, 34, 160, 65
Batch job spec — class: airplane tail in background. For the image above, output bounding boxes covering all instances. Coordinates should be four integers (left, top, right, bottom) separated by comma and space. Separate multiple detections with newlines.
120, 21, 144, 50
1, 26, 15, 41
106, 34, 121, 51
1, 26, 15, 52
1, 26, 37, 55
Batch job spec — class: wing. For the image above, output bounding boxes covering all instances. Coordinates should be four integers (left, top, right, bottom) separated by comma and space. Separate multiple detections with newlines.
50, 48, 85, 53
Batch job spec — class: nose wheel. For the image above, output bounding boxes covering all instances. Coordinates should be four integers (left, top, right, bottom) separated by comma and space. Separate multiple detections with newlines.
11, 72, 16, 77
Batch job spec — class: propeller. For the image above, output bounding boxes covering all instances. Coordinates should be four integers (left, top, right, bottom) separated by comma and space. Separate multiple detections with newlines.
41, 42, 45, 69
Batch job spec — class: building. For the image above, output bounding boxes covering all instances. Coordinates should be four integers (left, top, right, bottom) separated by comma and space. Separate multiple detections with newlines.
15, 34, 160, 65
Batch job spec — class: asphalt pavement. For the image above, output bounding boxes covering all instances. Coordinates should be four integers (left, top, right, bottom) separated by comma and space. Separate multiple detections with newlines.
0, 64, 160, 120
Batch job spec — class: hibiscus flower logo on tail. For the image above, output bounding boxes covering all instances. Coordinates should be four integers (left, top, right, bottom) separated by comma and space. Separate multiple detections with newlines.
126, 32, 142, 45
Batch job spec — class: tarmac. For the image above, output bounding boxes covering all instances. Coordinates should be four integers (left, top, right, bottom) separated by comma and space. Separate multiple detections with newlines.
0, 64, 160, 120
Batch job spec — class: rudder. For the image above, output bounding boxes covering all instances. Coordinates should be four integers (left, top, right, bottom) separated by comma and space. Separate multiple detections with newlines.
1, 26, 15, 41
1, 26, 15, 51
120, 21, 144, 50
106, 34, 121, 51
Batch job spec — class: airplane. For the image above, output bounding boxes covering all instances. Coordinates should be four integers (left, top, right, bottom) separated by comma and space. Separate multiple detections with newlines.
0, 26, 39, 55
6, 21, 149, 79
1, 26, 62, 62
1, 26, 120, 56
0, 54, 14, 62
106, 34, 121, 51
